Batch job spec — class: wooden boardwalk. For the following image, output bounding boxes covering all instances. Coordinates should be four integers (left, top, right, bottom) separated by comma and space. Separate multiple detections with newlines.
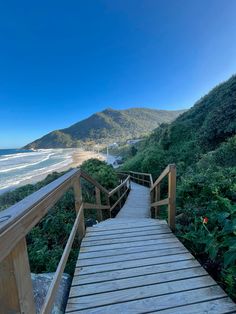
66, 183, 236, 313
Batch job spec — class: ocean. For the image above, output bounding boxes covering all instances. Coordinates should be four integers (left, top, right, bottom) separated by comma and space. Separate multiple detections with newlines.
0, 148, 76, 194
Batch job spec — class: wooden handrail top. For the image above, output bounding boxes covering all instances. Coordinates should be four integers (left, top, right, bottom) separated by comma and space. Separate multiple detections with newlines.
150, 164, 176, 192
109, 175, 130, 197
129, 170, 152, 176
0, 168, 80, 236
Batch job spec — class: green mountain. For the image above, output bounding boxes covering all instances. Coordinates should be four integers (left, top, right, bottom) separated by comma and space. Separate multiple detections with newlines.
123, 75, 236, 176
24, 108, 186, 149
122, 75, 236, 299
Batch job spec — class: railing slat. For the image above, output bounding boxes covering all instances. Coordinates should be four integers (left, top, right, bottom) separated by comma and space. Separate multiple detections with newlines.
40, 204, 83, 314
150, 165, 171, 192
168, 164, 176, 230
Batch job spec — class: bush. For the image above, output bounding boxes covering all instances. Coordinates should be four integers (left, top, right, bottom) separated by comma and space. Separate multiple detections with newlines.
0, 159, 119, 276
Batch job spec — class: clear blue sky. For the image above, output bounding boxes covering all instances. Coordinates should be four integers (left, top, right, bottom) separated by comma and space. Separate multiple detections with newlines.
0, 0, 236, 148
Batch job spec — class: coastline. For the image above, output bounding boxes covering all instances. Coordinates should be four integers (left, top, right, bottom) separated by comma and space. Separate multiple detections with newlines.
0, 149, 106, 196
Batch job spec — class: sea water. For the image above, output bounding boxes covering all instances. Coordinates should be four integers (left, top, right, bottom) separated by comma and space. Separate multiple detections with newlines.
0, 149, 75, 194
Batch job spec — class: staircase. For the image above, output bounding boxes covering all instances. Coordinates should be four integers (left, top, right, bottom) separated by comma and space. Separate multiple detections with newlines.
66, 175, 236, 313
0, 166, 235, 313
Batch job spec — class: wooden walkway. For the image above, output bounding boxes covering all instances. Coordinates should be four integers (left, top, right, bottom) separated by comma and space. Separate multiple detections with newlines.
66, 183, 236, 313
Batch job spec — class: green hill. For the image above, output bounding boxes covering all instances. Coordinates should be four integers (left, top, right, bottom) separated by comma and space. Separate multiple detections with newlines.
123, 75, 236, 176
122, 75, 236, 299
23, 108, 186, 149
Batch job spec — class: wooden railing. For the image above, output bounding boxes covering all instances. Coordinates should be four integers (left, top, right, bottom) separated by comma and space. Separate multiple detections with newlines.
121, 165, 176, 230
120, 171, 153, 187
150, 164, 176, 230
0, 168, 130, 314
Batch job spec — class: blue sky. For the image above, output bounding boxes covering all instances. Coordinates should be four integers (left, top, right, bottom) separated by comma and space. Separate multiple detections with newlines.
0, 0, 236, 148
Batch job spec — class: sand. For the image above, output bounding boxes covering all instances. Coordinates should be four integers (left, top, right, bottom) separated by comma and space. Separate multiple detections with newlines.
0, 149, 107, 195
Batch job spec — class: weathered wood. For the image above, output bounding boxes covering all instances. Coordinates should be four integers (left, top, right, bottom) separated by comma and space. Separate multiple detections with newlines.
79, 241, 184, 260
75, 252, 194, 275
72, 259, 201, 285
77, 204, 85, 242
155, 184, 160, 217
67, 276, 216, 311
81, 233, 175, 247
40, 204, 83, 314
0, 238, 36, 314
83, 202, 110, 210
66, 286, 229, 313
151, 197, 169, 208
84, 227, 171, 241
168, 164, 176, 230
77, 246, 188, 267
155, 298, 236, 314
70, 267, 207, 297
95, 187, 102, 221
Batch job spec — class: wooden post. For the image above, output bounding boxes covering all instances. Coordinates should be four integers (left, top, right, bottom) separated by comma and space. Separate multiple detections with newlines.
155, 184, 161, 218
73, 176, 85, 242
95, 187, 103, 221
168, 164, 176, 230
0, 238, 36, 314
117, 190, 121, 209
105, 194, 111, 218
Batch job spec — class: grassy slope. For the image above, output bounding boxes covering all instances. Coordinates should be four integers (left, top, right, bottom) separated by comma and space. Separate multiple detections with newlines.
122, 75, 236, 299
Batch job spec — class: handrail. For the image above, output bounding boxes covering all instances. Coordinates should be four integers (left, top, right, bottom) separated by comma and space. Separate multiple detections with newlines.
119, 171, 153, 188
109, 175, 130, 197
150, 164, 176, 230
119, 166, 176, 230
0, 168, 130, 314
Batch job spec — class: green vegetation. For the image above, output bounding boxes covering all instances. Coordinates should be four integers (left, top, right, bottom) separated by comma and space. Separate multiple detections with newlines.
122, 75, 236, 299
0, 160, 119, 275
24, 108, 185, 149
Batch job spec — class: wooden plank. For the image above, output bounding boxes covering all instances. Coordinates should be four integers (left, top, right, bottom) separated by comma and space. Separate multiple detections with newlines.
66, 286, 226, 313
75, 252, 194, 275
79, 241, 185, 260
151, 198, 169, 207
153, 297, 236, 313
95, 187, 102, 222
66, 276, 216, 311
40, 205, 83, 314
90, 221, 164, 231
84, 228, 171, 241
80, 237, 180, 253
83, 203, 110, 210
86, 226, 171, 241
72, 259, 201, 285
70, 267, 208, 297
0, 238, 36, 314
77, 246, 188, 267
82, 233, 175, 247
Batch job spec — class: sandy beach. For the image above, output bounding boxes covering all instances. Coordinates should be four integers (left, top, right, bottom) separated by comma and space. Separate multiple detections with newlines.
0, 149, 107, 195
70, 149, 106, 168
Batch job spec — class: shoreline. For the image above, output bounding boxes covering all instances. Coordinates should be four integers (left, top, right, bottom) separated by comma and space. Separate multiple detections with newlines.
0, 149, 107, 196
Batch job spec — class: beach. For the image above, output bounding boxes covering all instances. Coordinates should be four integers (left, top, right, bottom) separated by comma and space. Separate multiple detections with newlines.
0, 149, 107, 195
